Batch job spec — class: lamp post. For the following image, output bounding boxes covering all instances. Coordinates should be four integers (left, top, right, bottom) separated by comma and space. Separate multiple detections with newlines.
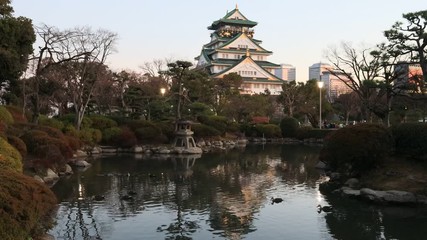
317, 81, 324, 129
160, 87, 166, 96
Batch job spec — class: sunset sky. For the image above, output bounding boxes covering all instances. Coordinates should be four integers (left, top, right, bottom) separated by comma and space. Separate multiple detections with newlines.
12, 0, 426, 81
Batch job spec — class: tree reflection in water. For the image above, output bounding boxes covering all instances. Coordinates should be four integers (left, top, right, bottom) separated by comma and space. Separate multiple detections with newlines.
49, 144, 427, 239
157, 154, 201, 240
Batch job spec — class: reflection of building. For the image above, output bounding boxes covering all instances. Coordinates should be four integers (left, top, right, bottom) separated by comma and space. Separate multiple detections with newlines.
394, 62, 424, 91
195, 5, 285, 95
309, 62, 353, 101
275, 64, 296, 81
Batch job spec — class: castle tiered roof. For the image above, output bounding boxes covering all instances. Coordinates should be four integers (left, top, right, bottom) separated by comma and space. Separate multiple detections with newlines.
196, 6, 285, 94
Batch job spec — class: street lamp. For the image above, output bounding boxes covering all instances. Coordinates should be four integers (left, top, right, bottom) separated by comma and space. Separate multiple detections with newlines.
317, 81, 324, 129
160, 87, 166, 96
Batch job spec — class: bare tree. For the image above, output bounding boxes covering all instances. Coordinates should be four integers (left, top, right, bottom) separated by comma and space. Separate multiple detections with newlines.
139, 59, 165, 77
62, 27, 117, 129
326, 42, 400, 125
28, 25, 117, 125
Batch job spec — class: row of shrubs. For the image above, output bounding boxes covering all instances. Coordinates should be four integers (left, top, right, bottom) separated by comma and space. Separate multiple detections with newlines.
319, 122, 427, 176
0, 105, 57, 239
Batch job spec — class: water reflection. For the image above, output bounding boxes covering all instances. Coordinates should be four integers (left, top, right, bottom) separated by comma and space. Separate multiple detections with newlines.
50, 144, 427, 240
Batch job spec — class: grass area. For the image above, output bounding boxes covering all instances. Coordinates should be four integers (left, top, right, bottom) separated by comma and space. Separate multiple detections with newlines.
360, 157, 427, 195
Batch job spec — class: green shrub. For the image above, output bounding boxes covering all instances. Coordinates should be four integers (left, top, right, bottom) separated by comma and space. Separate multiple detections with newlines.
89, 115, 118, 131
0, 106, 14, 125
197, 115, 228, 134
320, 124, 393, 175
154, 121, 175, 141
240, 123, 257, 138
102, 127, 122, 145
296, 127, 335, 140
59, 114, 92, 129
0, 168, 57, 240
392, 123, 427, 160
126, 119, 156, 131
188, 102, 214, 116
135, 126, 161, 143
280, 117, 299, 138
38, 115, 64, 130
4, 105, 28, 123
192, 123, 221, 138
0, 121, 6, 139
79, 128, 102, 145
63, 124, 78, 137
0, 137, 23, 172
255, 124, 282, 138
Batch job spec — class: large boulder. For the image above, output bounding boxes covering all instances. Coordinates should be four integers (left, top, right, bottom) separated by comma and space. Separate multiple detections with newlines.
360, 188, 417, 205
74, 160, 91, 167
43, 168, 59, 183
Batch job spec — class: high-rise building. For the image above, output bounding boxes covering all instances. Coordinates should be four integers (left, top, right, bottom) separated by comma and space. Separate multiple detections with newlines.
308, 62, 333, 80
394, 62, 423, 91
309, 62, 352, 101
195, 6, 285, 95
275, 64, 296, 82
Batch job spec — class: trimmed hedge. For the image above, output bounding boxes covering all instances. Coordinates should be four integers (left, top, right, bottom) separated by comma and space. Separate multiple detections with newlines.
192, 123, 221, 138
240, 123, 282, 138
59, 114, 93, 129
21, 129, 73, 160
88, 115, 118, 131
0, 137, 23, 172
197, 115, 228, 134
280, 117, 299, 138
0, 106, 14, 125
320, 124, 393, 175
255, 124, 282, 138
7, 136, 27, 157
4, 105, 28, 123
0, 169, 57, 240
296, 127, 336, 140
102, 127, 122, 145
38, 115, 64, 130
392, 123, 427, 160
78, 128, 102, 146
115, 127, 137, 148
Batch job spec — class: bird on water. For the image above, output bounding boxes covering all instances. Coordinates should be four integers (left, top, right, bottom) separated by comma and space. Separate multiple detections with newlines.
271, 197, 283, 204
317, 204, 333, 213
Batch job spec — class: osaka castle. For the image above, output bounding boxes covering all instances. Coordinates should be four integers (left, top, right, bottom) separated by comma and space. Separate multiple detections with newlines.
195, 5, 285, 95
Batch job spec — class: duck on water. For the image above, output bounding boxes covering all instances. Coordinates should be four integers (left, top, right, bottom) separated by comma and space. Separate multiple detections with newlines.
317, 204, 333, 213
271, 197, 283, 204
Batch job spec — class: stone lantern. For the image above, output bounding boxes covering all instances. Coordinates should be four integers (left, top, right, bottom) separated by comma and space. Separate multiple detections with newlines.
172, 120, 202, 154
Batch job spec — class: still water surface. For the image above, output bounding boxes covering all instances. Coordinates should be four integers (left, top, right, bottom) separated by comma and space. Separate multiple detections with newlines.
50, 144, 427, 240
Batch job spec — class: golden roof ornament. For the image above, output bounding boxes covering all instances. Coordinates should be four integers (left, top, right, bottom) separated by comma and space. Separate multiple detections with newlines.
236, 4, 238, 10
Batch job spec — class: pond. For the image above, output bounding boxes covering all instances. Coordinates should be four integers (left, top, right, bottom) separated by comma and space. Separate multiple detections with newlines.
50, 144, 427, 240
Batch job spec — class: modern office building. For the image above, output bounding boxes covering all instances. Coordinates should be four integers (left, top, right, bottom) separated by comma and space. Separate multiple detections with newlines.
195, 6, 285, 95
309, 62, 352, 101
394, 62, 424, 91
274, 64, 296, 82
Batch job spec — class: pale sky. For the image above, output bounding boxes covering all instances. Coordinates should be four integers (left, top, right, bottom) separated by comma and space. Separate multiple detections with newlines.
12, 0, 426, 81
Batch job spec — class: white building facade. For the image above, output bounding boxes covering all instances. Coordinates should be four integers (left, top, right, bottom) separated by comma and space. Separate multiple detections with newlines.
195, 6, 285, 95
275, 64, 296, 82
309, 62, 352, 101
